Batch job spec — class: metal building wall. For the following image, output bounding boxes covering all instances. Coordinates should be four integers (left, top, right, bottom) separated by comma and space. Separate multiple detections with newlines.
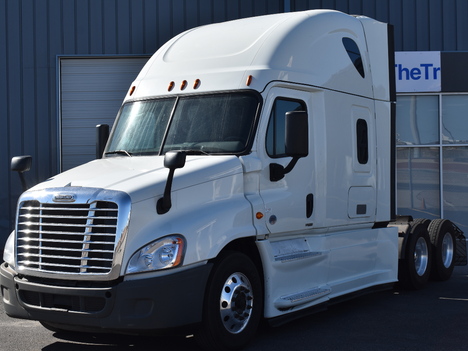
0, 0, 285, 248
1, 0, 468, 248
292, 0, 468, 51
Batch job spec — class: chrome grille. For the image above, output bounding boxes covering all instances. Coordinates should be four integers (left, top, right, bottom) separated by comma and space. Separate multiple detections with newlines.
16, 200, 118, 275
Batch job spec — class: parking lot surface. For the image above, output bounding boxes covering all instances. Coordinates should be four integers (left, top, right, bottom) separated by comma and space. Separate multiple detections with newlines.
1, 265, 467, 351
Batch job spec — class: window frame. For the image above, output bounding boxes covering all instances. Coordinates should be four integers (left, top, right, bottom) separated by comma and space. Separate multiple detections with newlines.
265, 97, 307, 159
106, 90, 263, 157
396, 92, 468, 231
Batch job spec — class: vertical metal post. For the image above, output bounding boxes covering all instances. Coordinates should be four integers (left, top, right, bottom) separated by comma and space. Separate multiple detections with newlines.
439, 94, 444, 219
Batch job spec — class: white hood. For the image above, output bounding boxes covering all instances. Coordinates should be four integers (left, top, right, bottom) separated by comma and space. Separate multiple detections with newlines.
29, 155, 244, 203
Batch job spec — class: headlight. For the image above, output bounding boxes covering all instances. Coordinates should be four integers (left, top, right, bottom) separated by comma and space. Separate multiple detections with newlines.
3, 231, 15, 267
126, 235, 186, 274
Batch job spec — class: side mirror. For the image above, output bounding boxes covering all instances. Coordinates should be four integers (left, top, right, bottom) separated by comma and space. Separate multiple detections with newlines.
11, 155, 32, 173
270, 111, 309, 182
157, 151, 187, 214
285, 111, 308, 157
96, 124, 109, 159
11, 155, 32, 191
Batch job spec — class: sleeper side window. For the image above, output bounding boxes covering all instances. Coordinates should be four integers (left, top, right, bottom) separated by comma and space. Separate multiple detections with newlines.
356, 118, 369, 164
343, 37, 365, 78
266, 98, 306, 158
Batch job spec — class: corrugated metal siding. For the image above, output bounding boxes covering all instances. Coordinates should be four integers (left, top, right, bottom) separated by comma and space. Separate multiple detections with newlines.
291, 0, 468, 51
0, 0, 285, 246
60, 57, 148, 170
1, 0, 468, 247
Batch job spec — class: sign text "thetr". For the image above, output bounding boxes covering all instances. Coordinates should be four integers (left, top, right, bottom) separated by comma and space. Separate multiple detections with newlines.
395, 63, 441, 81
394, 52, 441, 92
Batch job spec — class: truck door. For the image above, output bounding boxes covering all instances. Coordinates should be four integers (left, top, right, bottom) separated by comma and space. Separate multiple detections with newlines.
257, 88, 314, 235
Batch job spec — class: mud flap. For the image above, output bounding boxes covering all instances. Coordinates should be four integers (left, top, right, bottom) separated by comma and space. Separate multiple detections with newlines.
453, 223, 467, 266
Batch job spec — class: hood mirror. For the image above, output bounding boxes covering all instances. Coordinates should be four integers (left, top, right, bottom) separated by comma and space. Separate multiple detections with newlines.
157, 151, 186, 214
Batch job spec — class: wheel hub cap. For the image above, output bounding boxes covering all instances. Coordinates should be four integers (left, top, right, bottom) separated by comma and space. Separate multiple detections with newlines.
441, 232, 454, 268
414, 237, 429, 276
220, 272, 254, 334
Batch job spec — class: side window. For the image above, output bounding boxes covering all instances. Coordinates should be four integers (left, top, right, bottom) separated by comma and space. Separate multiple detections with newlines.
266, 98, 306, 158
343, 37, 365, 78
356, 118, 369, 164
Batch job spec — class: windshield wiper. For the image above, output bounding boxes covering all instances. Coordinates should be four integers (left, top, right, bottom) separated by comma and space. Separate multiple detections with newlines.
183, 149, 210, 155
105, 150, 133, 157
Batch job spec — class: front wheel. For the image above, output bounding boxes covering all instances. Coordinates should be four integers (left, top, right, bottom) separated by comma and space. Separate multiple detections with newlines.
196, 251, 263, 351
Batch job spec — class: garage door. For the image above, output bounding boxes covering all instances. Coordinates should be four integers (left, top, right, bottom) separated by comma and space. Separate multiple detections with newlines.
60, 57, 149, 171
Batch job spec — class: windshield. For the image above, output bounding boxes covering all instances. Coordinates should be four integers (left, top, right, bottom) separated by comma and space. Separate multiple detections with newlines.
105, 92, 260, 156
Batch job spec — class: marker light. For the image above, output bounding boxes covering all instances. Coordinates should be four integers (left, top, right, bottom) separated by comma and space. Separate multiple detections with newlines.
168, 81, 175, 91
180, 80, 188, 90
256, 212, 264, 219
126, 235, 186, 274
193, 79, 201, 89
129, 86, 136, 96
246, 75, 253, 86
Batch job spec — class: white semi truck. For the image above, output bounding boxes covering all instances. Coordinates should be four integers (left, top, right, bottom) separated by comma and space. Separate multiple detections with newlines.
1, 9, 466, 350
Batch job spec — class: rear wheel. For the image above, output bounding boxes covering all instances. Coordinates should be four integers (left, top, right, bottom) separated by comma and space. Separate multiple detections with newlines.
399, 221, 432, 289
428, 219, 456, 281
196, 251, 262, 351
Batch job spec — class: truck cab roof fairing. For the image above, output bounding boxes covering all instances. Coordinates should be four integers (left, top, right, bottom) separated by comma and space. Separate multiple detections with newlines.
128, 10, 379, 100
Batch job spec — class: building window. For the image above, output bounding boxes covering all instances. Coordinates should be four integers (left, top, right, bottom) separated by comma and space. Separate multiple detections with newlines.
396, 94, 468, 233
442, 147, 468, 229
396, 95, 439, 145
442, 95, 468, 144
397, 147, 440, 219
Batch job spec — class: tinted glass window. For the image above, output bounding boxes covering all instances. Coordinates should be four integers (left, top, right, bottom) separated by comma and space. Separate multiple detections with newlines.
343, 37, 365, 78
356, 119, 368, 164
163, 93, 259, 154
106, 98, 175, 155
266, 98, 306, 157
106, 92, 259, 156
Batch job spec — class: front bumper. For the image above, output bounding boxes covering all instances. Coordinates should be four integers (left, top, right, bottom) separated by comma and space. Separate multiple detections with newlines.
0, 262, 213, 333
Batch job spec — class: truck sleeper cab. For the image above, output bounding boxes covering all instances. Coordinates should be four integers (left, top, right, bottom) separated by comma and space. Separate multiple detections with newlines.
1, 9, 466, 351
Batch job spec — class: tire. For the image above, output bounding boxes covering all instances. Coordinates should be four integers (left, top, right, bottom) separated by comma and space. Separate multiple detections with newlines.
398, 221, 432, 289
411, 218, 431, 227
428, 219, 456, 281
196, 251, 263, 351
